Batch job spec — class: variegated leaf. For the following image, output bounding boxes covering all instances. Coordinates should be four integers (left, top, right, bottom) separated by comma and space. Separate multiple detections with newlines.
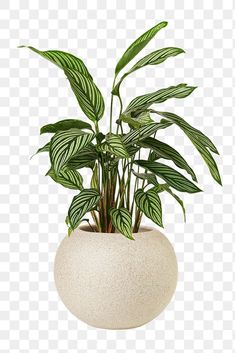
135, 188, 163, 227
110, 208, 134, 240
98, 133, 129, 158
47, 167, 83, 190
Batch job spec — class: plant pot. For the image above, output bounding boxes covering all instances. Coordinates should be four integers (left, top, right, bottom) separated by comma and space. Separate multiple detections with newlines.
54, 225, 178, 329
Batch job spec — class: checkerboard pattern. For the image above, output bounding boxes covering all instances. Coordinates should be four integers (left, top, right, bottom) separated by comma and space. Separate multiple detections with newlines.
0, 0, 234, 351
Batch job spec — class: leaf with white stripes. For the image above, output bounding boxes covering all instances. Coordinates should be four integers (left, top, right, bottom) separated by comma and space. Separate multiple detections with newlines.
65, 68, 105, 122
154, 111, 221, 184
50, 128, 95, 175
125, 83, 197, 114
122, 121, 172, 146
115, 21, 167, 76
40, 119, 92, 134
68, 188, 100, 230
46, 167, 83, 190
135, 188, 163, 227
139, 137, 197, 181
67, 144, 98, 169
110, 208, 134, 240
97, 133, 129, 158
120, 111, 154, 129
135, 160, 202, 193
113, 47, 184, 95
19, 46, 93, 79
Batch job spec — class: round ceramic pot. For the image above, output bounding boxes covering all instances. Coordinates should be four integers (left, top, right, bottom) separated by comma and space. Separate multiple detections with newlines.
54, 226, 178, 329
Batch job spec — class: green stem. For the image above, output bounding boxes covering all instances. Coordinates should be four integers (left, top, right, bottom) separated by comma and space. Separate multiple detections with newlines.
109, 77, 116, 133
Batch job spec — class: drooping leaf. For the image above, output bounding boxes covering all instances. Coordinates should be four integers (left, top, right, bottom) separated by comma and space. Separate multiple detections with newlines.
131, 170, 159, 186
50, 128, 95, 175
31, 142, 50, 159
115, 21, 168, 76
68, 188, 100, 230
125, 83, 197, 114
40, 119, 92, 134
67, 144, 98, 170
135, 160, 202, 193
135, 188, 163, 227
122, 121, 172, 146
154, 111, 221, 184
139, 137, 197, 181
46, 167, 83, 190
97, 133, 129, 158
64, 68, 105, 122
110, 208, 134, 240
19, 46, 93, 79
113, 47, 184, 95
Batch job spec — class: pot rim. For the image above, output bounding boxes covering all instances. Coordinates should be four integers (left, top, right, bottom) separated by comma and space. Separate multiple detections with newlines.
77, 224, 156, 236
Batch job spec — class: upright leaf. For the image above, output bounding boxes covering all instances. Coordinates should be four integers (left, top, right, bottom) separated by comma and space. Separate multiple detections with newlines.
68, 188, 100, 230
125, 83, 197, 114
113, 47, 184, 95
50, 128, 95, 174
110, 208, 134, 240
40, 119, 92, 134
47, 167, 83, 190
135, 188, 163, 227
115, 21, 167, 76
98, 133, 129, 158
135, 160, 202, 193
139, 137, 197, 181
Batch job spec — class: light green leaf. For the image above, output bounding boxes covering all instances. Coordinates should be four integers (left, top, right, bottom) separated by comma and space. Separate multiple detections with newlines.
50, 128, 95, 175
135, 160, 202, 193
98, 133, 129, 158
40, 119, 92, 134
154, 111, 221, 185
120, 111, 154, 129
90, 163, 99, 189
46, 167, 83, 190
139, 137, 197, 181
68, 188, 100, 230
135, 188, 163, 227
19, 46, 93, 78
110, 208, 134, 240
67, 144, 98, 170
115, 21, 167, 76
131, 170, 159, 186
125, 83, 197, 114
113, 47, 184, 95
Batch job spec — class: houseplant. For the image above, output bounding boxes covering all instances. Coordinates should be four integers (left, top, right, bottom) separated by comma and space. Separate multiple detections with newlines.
20, 21, 221, 329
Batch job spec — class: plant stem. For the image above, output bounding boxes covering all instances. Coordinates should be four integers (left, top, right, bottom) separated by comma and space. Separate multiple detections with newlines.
109, 77, 116, 133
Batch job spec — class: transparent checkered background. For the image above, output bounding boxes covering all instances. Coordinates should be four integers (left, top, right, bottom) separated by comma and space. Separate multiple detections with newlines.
0, 0, 234, 351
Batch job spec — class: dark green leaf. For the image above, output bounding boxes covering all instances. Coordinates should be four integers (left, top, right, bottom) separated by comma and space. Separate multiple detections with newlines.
67, 144, 98, 169
31, 142, 50, 159
135, 188, 163, 227
47, 167, 83, 190
110, 208, 134, 240
40, 119, 92, 134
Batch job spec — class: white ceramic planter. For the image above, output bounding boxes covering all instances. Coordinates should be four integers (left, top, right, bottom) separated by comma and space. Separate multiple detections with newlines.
54, 226, 178, 329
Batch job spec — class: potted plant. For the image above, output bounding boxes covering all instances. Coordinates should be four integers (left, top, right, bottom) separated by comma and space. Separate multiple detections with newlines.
20, 21, 221, 329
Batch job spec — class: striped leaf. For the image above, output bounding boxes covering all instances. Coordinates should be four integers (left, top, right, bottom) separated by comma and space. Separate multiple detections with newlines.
132, 170, 159, 186
31, 142, 50, 159
120, 111, 154, 129
90, 163, 99, 190
115, 21, 167, 76
122, 121, 172, 146
135, 160, 201, 193
68, 188, 100, 230
135, 188, 163, 227
154, 111, 221, 184
113, 47, 184, 95
19, 46, 92, 79
125, 84, 197, 114
67, 144, 98, 169
139, 137, 197, 181
50, 128, 95, 175
47, 167, 83, 190
110, 208, 134, 240
40, 119, 92, 134
98, 133, 129, 158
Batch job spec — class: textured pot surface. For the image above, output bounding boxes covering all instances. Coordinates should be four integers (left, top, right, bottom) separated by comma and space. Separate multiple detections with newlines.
54, 226, 178, 329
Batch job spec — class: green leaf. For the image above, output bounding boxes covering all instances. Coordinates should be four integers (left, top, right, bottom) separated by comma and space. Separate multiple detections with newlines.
90, 163, 99, 189
40, 119, 92, 134
115, 21, 168, 76
19, 46, 93, 79
67, 144, 98, 170
97, 133, 129, 158
113, 47, 184, 95
125, 83, 197, 114
131, 170, 159, 186
46, 167, 83, 190
64, 68, 105, 122
31, 142, 50, 159
120, 111, 154, 129
154, 111, 222, 185
135, 188, 163, 227
122, 121, 172, 146
68, 188, 100, 230
139, 137, 197, 181
50, 128, 95, 175
110, 208, 134, 240
135, 160, 202, 193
